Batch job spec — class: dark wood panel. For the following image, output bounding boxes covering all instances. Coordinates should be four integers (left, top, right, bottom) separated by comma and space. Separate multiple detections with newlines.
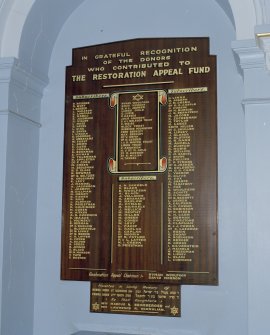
61, 38, 218, 285
91, 282, 181, 317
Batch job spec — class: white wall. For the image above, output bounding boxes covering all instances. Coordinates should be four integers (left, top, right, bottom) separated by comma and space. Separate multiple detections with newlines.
34, 1, 247, 335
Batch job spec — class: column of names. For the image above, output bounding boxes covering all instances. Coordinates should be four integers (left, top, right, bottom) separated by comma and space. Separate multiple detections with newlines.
117, 183, 147, 248
167, 95, 199, 263
69, 101, 97, 261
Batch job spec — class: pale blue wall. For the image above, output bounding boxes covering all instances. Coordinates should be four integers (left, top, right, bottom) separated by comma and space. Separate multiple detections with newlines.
0, 110, 8, 330
32, 1, 247, 335
245, 104, 270, 334
1, 113, 39, 335
0, 57, 46, 335
0, 58, 11, 332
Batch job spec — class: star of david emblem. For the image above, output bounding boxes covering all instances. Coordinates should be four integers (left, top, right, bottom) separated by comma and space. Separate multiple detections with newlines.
170, 306, 179, 316
133, 94, 143, 101
92, 302, 100, 311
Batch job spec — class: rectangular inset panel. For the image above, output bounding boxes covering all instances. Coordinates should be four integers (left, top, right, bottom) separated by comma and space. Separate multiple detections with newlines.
91, 282, 181, 317
108, 90, 167, 174
117, 91, 158, 172
111, 181, 162, 271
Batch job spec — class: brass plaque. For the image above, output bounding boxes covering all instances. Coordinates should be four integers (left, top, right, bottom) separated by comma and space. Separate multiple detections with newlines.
91, 282, 180, 317
61, 38, 218, 285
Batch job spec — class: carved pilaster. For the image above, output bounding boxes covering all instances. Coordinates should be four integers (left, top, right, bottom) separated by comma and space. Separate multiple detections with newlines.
0, 57, 47, 335
254, 0, 270, 25
232, 38, 270, 100
0, 57, 48, 123
232, 34, 270, 334
232, 39, 265, 73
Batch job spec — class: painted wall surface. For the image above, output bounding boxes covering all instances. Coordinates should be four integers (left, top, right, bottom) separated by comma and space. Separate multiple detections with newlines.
0, 56, 45, 335
33, 1, 247, 335
245, 103, 270, 334
1, 113, 39, 335
0, 112, 8, 329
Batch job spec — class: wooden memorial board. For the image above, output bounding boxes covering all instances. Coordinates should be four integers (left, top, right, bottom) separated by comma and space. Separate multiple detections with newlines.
61, 38, 218, 286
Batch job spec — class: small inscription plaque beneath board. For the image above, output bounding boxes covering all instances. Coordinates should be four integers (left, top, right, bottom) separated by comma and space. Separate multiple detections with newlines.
61, 37, 218, 316
91, 282, 180, 317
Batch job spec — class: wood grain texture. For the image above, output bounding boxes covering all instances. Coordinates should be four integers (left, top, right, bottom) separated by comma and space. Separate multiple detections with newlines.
61, 38, 218, 285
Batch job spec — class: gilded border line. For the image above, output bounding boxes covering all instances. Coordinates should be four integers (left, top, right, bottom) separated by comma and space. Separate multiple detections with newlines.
112, 311, 159, 314
168, 271, 210, 274
256, 32, 270, 38
168, 87, 208, 94
117, 269, 157, 272
110, 89, 165, 174
69, 268, 107, 271
161, 182, 164, 265
103, 81, 174, 88
111, 184, 114, 264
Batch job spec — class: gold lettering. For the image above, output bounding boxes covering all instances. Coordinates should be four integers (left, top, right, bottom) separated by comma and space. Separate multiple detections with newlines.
88, 67, 105, 72
72, 74, 86, 82
68, 101, 97, 260
91, 283, 180, 316
152, 68, 183, 76
92, 71, 147, 80
94, 52, 131, 59
167, 94, 199, 262
188, 66, 211, 74
140, 46, 198, 56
